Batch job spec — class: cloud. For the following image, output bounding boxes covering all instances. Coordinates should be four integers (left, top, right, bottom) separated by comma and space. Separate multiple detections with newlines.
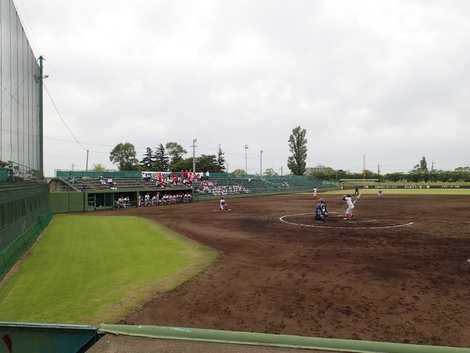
14, 0, 470, 175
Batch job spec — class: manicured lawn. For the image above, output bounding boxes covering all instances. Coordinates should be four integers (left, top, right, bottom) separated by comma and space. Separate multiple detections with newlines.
0, 215, 216, 324
323, 188, 470, 195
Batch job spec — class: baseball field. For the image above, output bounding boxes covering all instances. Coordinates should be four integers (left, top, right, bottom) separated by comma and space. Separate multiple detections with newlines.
1, 191, 470, 348
0, 215, 215, 323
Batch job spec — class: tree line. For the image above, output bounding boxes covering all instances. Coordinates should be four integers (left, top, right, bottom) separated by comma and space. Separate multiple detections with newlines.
103, 128, 469, 182
306, 157, 470, 183
108, 142, 226, 173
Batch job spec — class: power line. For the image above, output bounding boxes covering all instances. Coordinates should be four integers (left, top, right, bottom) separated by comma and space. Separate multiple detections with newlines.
43, 83, 86, 151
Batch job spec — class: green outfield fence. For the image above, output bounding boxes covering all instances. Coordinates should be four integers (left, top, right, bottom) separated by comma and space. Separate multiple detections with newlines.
194, 175, 337, 200
0, 183, 51, 278
49, 192, 85, 213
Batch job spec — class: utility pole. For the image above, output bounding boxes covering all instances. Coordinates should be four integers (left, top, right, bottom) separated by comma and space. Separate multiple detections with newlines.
362, 154, 366, 179
259, 150, 263, 176
85, 150, 89, 171
281, 166, 283, 176
244, 144, 248, 174
191, 138, 197, 173
38, 56, 45, 178
377, 163, 381, 177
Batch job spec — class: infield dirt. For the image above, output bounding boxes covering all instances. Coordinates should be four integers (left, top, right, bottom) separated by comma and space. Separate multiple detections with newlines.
104, 194, 470, 347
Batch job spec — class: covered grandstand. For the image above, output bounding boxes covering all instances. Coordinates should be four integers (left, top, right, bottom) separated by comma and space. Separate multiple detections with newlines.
48, 170, 335, 213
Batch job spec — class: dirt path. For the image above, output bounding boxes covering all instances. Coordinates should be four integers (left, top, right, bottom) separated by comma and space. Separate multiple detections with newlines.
104, 194, 470, 347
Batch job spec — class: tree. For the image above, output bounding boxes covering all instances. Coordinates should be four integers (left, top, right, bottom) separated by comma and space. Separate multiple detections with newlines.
231, 169, 248, 177
216, 146, 226, 172
165, 142, 187, 166
264, 168, 278, 177
154, 144, 169, 171
92, 163, 106, 172
419, 157, 428, 173
197, 154, 220, 172
411, 156, 429, 182
287, 126, 307, 175
109, 142, 139, 170
305, 166, 336, 180
171, 158, 194, 172
140, 147, 155, 171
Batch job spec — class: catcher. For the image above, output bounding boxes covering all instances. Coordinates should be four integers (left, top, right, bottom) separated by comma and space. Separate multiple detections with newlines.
315, 199, 329, 222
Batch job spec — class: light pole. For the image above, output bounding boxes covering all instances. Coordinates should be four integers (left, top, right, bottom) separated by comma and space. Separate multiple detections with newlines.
259, 150, 263, 176
244, 144, 248, 174
192, 138, 197, 173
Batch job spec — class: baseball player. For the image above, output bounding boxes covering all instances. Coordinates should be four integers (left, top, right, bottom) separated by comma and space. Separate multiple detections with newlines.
315, 199, 329, 222
219, 197, 228, 211
313, 187, 318, 199
343, 194, 359, 220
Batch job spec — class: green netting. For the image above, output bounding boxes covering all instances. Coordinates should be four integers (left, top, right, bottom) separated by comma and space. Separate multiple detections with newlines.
0, 183, 51, 278
0, 0, 42, 178
56, 170, 141, 179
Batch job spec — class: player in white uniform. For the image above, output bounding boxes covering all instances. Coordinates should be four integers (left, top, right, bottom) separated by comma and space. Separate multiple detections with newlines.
312, 187, 318, 199
343, 194, 355, 220
219, 197, 227, 211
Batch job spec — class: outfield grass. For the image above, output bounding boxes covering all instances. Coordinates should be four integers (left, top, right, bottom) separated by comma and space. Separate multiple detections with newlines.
323, 188, 470, 195
0, 215, 216, 324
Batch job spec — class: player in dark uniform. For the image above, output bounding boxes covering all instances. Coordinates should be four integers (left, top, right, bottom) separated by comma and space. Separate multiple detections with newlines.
315, 199, 329, 222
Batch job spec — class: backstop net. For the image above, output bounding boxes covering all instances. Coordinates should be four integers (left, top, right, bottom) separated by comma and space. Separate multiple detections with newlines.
1, 0, 42, 179
0, 0, 50, 278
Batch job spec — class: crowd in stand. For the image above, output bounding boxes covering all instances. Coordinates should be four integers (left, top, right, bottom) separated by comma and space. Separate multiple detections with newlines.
142, 171, 201, 188
138, 192, 193, 207
196, 180, 249, 196
99, 176, 117, 189
115, 197, 131, 208
115, 193, 193, 209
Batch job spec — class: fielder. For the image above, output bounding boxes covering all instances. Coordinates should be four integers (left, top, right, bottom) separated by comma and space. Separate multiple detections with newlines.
312, 187, 318, 199
315, 199, 329, 222
219, 197, 229, 211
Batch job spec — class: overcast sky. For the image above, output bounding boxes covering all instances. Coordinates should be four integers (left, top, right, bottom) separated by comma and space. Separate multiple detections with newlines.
14, 0, 470, 176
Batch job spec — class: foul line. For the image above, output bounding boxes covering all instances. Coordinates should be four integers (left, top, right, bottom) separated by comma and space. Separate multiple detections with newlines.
279, 212, 414, 230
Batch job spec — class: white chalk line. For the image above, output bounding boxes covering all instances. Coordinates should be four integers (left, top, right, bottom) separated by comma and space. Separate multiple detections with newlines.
279, 212, 414, 230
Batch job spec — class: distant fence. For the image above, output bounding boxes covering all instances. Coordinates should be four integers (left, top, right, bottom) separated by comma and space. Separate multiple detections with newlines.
340, 181, 470, 190
49, 192, 85, 213
0, 183, 51, 278
194, 175, 337, 200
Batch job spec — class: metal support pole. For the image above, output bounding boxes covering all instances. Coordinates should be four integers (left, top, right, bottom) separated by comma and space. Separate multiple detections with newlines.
259, 150, 263, 176
86, 149, 89, 171
362, 154, 366, 179
244, 144, 248, 174
192, 138, 197, 173
38, 56, 45, 178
